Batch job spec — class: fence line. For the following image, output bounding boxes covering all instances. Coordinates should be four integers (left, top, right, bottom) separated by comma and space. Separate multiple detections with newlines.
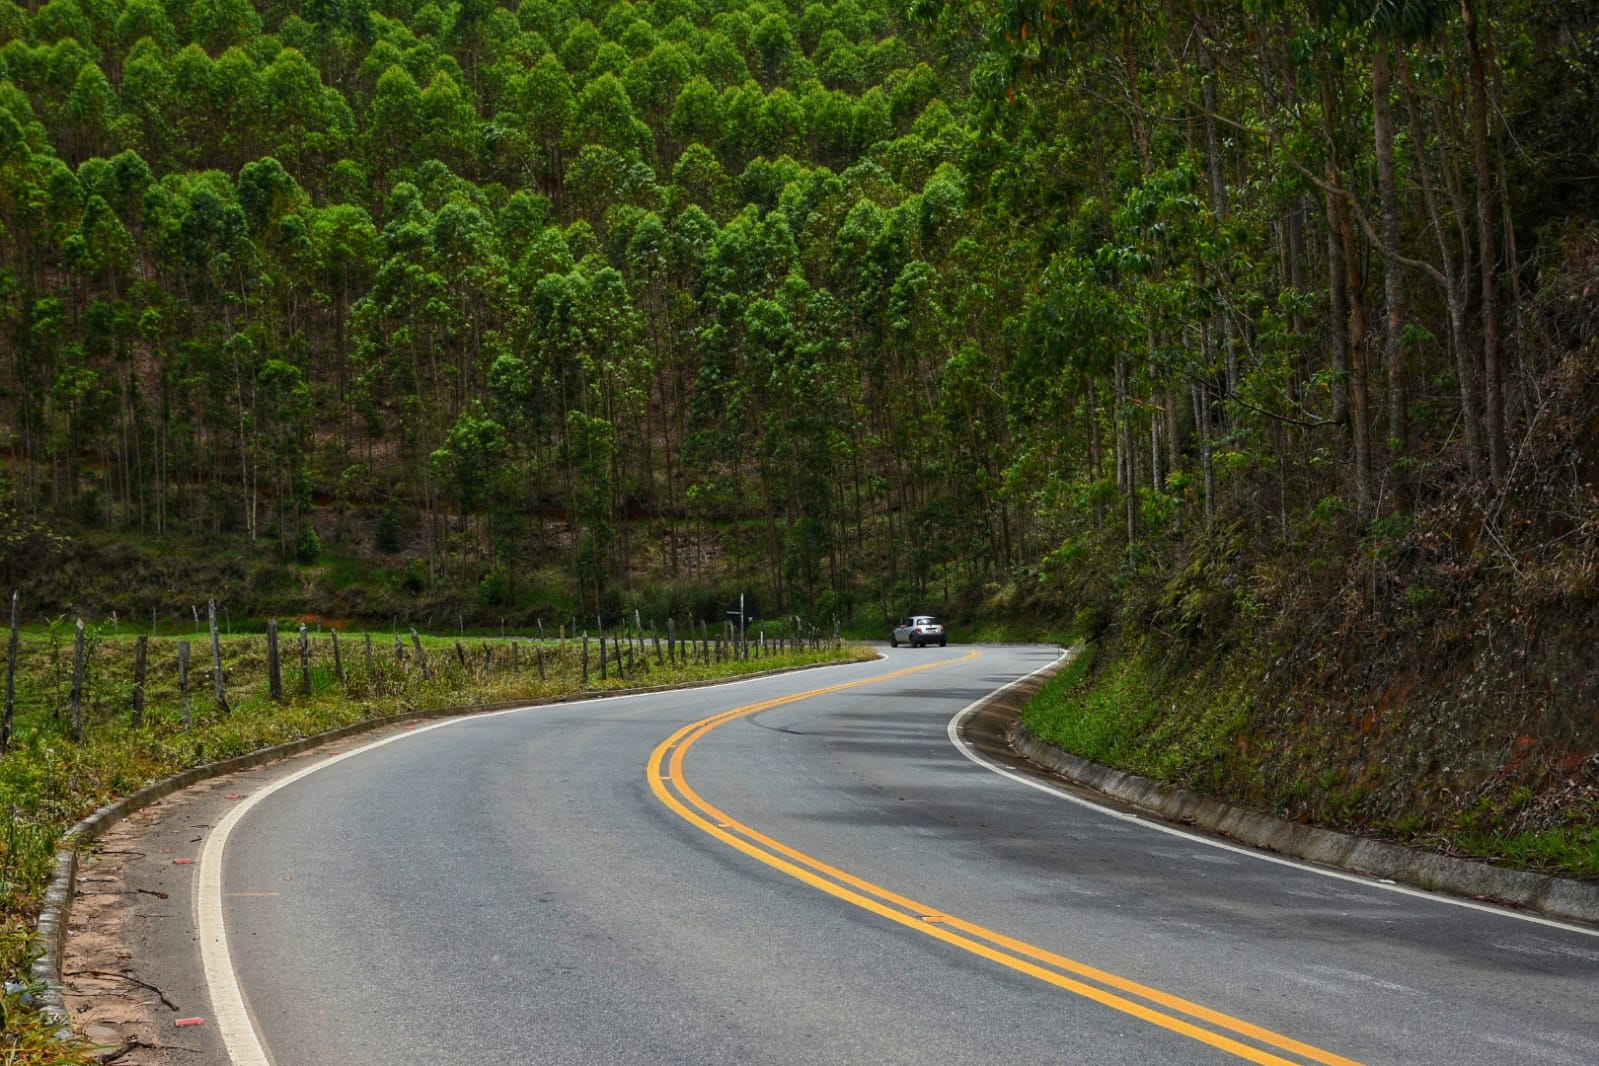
0, 597, 843, 747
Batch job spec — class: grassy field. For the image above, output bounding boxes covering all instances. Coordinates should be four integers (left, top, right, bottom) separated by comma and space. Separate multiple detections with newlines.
0, 620, 871, 1062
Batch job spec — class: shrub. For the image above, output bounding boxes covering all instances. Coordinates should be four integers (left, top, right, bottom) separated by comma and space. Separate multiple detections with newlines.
399, 559, 426, 595
478, 568, 510, 606
375, 509, 404, 553
295, 524, 322, 564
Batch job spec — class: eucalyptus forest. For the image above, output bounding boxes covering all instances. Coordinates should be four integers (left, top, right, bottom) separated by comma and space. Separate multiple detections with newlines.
2, 0, 1597, 796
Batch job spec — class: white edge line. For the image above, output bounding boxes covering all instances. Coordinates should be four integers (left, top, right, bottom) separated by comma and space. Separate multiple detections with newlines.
197, 657, 886, 1065
945, 647, 1599, 939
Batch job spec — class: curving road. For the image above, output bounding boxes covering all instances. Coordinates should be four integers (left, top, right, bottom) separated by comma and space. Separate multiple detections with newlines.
186, 646, 1597, 1066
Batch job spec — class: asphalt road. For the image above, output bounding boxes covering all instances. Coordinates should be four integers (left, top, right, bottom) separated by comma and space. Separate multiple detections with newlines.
197, 646, 1599, 1066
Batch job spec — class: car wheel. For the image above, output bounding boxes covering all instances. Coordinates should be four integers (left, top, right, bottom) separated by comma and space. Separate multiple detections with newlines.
890, 636, 898, 647
938, 639, 947, 647
913, 639, 923, 648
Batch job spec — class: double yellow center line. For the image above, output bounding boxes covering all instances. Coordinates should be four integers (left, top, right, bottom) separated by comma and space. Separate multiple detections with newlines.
647, 653, 1365, 1066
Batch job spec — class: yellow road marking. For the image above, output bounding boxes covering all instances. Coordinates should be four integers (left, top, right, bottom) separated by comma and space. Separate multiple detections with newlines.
648, 654, 1366, 1066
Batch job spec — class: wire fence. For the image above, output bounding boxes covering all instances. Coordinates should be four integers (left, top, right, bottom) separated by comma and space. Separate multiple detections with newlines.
0, 592, 843, 751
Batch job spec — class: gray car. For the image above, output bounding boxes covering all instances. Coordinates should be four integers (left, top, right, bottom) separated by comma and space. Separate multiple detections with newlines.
891, 615, 947, 648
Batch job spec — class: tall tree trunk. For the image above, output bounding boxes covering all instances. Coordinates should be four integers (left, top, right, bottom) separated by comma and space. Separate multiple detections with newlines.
1461, 0, 1508, 483
1401, 51, 1485, 480
1115, 354, 1136, 543
1334, 184, 1374, 515
1086, 383, 1106, 531
1317, 47, 1372, 513
1324, 196, 1351, 432
1285, 199, 1308, 400
1373, 46, 1410, 477
1193, 378, 1216, 528
1123, 25, 1152, 176
1163, 381, 1182, 490
1199, 23, 1239, 404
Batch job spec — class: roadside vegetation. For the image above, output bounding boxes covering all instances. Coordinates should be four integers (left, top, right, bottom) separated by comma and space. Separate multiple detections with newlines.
0, 617, 866, 1060
1025, 630, 1599, 881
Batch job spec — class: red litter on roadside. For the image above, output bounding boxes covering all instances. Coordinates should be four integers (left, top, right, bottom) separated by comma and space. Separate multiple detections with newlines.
175, 1018, 204, 1027
173, 858, 194, 865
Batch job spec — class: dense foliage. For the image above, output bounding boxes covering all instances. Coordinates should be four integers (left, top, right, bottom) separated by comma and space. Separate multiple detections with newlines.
1, 0, 1594, 638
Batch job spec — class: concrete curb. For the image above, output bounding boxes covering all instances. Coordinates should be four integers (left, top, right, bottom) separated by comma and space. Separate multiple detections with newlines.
30, 653, 863, 1030
1010, 721, 1599, 927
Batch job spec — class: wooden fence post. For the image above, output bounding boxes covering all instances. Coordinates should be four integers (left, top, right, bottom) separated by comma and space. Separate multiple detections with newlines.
582, 633, 590, 685
411, 629, 431, 680
70, 619, 86, 742
299, 623, 312, 696
266, 620, 283, 701
331, 630, 345, 687
536, 642, 546, 682
206, 604, 228, 712
132, 634, 148, 728
2, 590, 18, 753
207, 600, 229, 712
598, 630, 608, 680
177, 640, 192, 727
365, 632, 375, 678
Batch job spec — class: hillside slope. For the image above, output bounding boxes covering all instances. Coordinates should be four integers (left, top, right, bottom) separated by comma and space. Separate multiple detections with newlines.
1018, 239, 1599, 875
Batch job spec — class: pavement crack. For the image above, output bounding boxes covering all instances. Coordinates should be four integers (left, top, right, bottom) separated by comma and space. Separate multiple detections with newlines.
67, 970, 181, 1011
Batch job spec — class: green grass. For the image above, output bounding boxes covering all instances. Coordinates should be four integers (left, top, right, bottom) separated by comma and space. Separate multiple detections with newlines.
0, 623, 870, 1060
1018, 643, 1181, 770
1454, 824, 1599, 878
1019, 639, 1599, 883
